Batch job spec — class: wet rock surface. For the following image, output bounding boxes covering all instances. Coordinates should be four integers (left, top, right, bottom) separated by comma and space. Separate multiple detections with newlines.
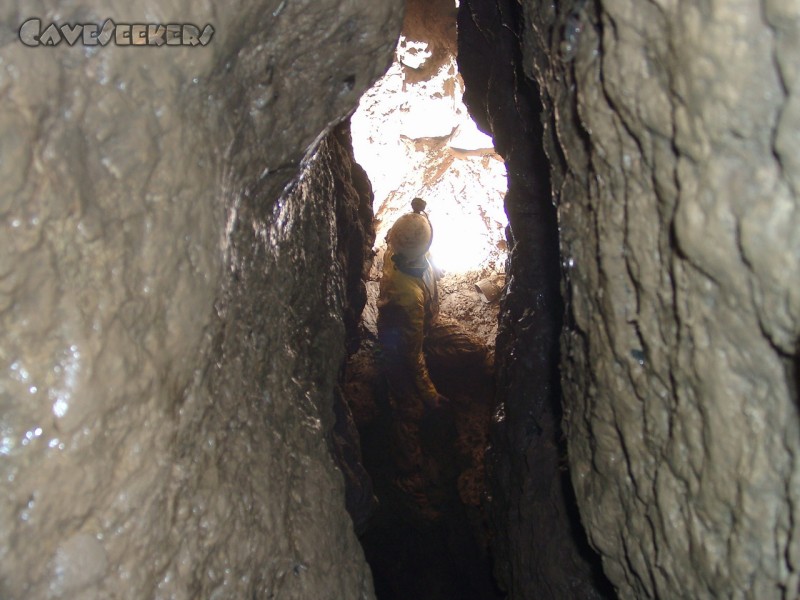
518, 0, 800, 597
458, 1, 614, 597
344, 318, 502, 600
5, 0, 797, 597
326, 122, 379, 535
0, 1, 401, 597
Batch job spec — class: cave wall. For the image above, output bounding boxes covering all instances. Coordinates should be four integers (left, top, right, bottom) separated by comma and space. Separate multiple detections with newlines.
513, 0, 800, 597
0, 1, 401, 597
458, 1, 611, 597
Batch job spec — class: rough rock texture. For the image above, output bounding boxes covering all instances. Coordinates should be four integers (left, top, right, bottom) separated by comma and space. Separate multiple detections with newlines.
458, 1, 612, 597
518, 0, 800, 598
0, 1, 401, 598
350, 21, 508, 279
345, 301, 502, 599
400, 0, 458, 81
326, 122, 379, 534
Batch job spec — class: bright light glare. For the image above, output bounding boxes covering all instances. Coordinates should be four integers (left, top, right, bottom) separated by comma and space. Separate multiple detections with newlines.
429, 212, 488, 274
351, 36, 509, 276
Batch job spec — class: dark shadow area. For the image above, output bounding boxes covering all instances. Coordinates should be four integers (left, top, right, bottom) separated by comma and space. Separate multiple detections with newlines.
345, 324, 503, 600
772, 338, 799, 416
457, 0, 616, 597
790, 339, 799, 411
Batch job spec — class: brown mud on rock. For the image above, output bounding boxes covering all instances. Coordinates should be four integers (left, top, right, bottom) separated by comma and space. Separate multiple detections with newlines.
458, 0, 615, 597
344, 305, 503, 600
458, 0, 800, 597
519, 0, 800, 596
0, 1, 402, 598
438, 268, 506, 346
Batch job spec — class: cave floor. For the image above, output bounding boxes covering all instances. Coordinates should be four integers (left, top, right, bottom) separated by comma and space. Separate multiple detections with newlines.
346, 246, 504, 599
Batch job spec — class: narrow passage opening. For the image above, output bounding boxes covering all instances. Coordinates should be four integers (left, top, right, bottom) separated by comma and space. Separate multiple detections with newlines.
339, 2, 508, 597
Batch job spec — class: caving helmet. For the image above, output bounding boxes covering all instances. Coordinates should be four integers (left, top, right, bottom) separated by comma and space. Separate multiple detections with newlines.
387, 198, 433, 260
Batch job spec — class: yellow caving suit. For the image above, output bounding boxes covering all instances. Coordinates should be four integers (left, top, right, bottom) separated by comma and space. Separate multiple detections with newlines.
377, 248, 440, 505
377, 248, 439, 409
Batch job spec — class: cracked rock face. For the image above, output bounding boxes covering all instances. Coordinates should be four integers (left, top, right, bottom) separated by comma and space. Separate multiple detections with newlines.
457, 1, 611, 597
519, 0, 800, 597
0, 1, 401, 597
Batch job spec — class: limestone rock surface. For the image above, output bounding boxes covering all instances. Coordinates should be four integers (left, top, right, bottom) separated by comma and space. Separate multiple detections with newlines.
520, 0, 800, 597
0, 1, 401, 598
458, 1, 612, 597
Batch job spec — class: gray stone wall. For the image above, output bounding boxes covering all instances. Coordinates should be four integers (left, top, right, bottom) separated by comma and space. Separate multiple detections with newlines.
0, 1, 401, 597
457, 1, 612, 597
520, 0, 800, 597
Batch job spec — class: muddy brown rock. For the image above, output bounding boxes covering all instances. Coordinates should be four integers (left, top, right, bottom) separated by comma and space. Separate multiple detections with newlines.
461, 0, 800, 597
520, 0, 800, 597
0, 1, 401, 598
458, 1, 611, 597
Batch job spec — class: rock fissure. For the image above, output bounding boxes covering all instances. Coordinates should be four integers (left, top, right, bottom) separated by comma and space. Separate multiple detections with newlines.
2, 0, 800, 598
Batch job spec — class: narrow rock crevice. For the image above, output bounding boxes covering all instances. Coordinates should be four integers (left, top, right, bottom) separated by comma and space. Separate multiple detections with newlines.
3, 0, 800, 598
457, 0, 613, 597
